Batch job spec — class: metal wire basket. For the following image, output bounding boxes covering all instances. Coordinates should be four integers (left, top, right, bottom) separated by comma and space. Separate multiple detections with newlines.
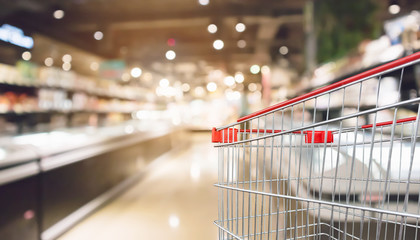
212, 52, 420, 240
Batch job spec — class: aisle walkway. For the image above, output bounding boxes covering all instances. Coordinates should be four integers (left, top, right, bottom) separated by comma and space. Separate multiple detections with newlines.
60, 133, 218, 240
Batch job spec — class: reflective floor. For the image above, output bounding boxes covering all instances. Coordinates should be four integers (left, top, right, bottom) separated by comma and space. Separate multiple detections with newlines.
59, 133, 218, 240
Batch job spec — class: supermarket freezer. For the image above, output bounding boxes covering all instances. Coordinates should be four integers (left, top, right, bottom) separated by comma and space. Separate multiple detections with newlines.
0, 120, 184, 240
0, 146, 40, 240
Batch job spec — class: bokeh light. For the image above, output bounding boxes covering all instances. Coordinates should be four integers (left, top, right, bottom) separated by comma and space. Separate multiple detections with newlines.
213, 40, 224, 50
130, 67, 142, 78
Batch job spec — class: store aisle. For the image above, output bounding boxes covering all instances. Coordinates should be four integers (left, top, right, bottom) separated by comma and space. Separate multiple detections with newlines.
59, 132, 218, 240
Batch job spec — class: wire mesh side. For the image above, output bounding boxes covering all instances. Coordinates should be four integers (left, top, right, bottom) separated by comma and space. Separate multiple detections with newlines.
215, 57, 420, 239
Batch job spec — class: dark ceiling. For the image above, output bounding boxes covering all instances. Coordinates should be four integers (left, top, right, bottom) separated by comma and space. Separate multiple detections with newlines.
0, 0, 419, 83
0, 0, 305, 78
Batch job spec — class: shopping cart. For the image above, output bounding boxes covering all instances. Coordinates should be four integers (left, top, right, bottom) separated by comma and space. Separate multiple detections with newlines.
212, 52, 420, 240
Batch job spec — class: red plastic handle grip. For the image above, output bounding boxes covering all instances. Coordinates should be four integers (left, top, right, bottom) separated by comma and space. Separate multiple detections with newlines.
213, 128, 333, 143
361, 116, 417, 129
212, 128, 238, 143
237, 52, 420, 123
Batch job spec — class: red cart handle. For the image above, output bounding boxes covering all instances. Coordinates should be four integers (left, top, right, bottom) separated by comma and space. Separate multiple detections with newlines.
212, 127, 333, 144
212, 117, 417, 143
361, 116, 417, 129
237, 52, 420, 123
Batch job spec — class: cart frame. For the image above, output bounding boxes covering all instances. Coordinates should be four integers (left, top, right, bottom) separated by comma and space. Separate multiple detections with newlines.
213, 52, 420, 240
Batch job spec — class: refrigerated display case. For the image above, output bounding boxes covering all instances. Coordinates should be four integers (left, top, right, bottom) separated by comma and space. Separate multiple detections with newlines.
0, 119, 185, 240
0, 147, 40, 240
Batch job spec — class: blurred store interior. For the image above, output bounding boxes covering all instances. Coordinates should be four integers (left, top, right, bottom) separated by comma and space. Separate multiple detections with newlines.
0, 0, 419, 239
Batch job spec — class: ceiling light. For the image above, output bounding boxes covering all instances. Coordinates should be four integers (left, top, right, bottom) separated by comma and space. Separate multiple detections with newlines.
21, 51, 31, 61
225, 89, 241, 101
261, 65, 270, 74
122, 73, 130, 82
213, 39, 224, 50
62, 54, 72, 62
279, 46, 289, 55
194, 86, 205, 97
169, 215, 180, 228
62, 62, 71, 71
130, 67, 142, 78
248, 83, 257, 92
165, 50, 176, 60
198, 0, 209, 6
250, 65, 260, 74
182, 83, 190, 92
235, 23, 246, 32
223, 76, 235, 86
234, 72, 244, 83
207, 24, 217, 34
44, 57, 53, 67
94, 31, 104, 40
159, 78, 170, 87
388, 4, 400, 14
90, 62, 99, 71
53, 10, 64, 19
237, 40, 246, 48
206, 82, 217, 92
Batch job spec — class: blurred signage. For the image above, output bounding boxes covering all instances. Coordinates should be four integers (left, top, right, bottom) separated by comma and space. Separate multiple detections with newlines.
99, 60, 125, 80
384, 11, 420, 44
0, 24, 34, 49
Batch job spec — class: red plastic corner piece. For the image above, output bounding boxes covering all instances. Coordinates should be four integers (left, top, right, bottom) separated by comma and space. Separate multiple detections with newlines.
305, 131, 333, 143
212, 128, 221, 143
212, 128, 238, 143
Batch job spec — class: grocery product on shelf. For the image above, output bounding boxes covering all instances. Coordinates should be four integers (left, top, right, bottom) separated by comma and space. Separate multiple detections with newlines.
0, 92, 38, 113
0, 62, 146, 114
0, 61, 148, 135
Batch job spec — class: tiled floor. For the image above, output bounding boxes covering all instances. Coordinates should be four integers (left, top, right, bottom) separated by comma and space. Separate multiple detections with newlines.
59, 133, 218, 240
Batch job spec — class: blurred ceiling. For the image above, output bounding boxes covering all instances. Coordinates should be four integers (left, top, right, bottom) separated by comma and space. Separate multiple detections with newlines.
0, 0, 419, 85
0, 0, 305, 81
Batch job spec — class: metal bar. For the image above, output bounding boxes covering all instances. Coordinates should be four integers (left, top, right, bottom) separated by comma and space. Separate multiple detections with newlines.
214, 54, 420, 240
214, 184, 420, 219
237, 52, 420, 122
253, 117, 261, 240
241, 121, 246, 239
237, 135, 420, 148
258, 115, 268, 240
216, 57, 420, 132
214, 221, 243, 240
376, 67, 405, 240
267, 113, 275, 240
247, 119, 253, 239
215, 97, 420, 147
398, 106, 420, 240
306, 97, 318, 240
361, 116, 416, 129
236, 116, 417, 135
316, 93, 331, 239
